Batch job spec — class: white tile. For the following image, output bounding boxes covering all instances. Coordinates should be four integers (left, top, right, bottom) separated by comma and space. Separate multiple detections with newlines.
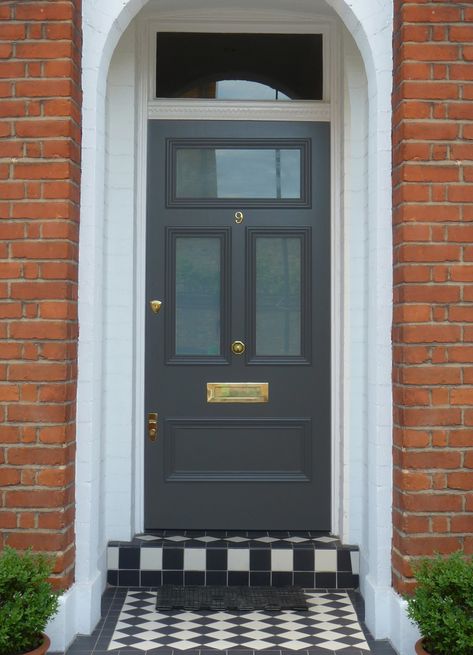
204, 640, 238, 651
183, 548, 206, 571
168, 641, 200, 651
135, 534, 161, 541
244, 631, 272, 640
278, 641, 312, 651
205, 630, 234, 640
350, 550, 360, 574
271, 549, 294, 572
107, 546, 119, 569
140, 547, 162, 570
171, 631, 201, 640
227, 548, 250, 571
206, 620, 234, 630
131, 641, 165, 651
241, 641, 275, 651
314, 549, 337, 572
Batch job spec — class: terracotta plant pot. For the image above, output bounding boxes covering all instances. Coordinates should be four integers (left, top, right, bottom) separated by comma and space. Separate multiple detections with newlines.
415, 639, 429, 655
25, 634, 50, 655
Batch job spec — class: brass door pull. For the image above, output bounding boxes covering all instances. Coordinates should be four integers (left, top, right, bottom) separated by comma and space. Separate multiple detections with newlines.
149, 300, 163, 314
231, 340, 246, 355
148, 412, 158, 441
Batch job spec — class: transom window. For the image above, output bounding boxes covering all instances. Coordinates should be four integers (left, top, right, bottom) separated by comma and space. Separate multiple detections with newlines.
156, 33, 324, 101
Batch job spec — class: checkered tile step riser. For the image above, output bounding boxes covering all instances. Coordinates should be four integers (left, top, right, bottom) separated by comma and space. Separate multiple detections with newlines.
105, 590, 370, 652
107, 533, 360, 589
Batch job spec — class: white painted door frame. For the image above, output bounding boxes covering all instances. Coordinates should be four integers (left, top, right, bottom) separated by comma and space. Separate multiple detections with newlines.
132, 10, 345, 537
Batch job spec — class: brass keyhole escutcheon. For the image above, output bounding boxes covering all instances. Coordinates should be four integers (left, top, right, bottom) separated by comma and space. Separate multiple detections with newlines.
234, 211, 244, 224
148, 412, 158, 441
231, 340, 246, 355
149, 300, 162, 314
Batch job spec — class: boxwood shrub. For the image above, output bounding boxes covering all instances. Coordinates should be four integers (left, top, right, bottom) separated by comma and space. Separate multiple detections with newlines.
0, 547, 60, 655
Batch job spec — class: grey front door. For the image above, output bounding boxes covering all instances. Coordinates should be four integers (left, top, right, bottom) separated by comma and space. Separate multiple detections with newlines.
145, 120, 330, 529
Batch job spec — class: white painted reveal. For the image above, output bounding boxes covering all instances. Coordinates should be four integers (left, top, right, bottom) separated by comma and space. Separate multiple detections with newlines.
46, 1, 407, 654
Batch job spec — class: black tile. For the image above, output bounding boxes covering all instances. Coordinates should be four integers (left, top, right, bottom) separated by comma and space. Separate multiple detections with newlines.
294, 549, 314, 571
206, 548, 227, 570
162, 547, 184, 570
272, 572, 293, 587
206, 571, 227, 585
107, 569, 118, 585
185, 540, 206, 548
316, 572, 336, 587
337, 572, 359, 588
271, 541, 292, 549
247, 531, 268, 538
294, 572, 315, 587
206, 530, 227, 538
118, 547, 140, 569
140, 570, 162, 586
337, 549, 353, 572
228, 571, 249, 586
118, 570, 139, 586
250, 548, 271, 571
185, 571, 205, 585
250, 571, 271, 586
163, 570, 184, 585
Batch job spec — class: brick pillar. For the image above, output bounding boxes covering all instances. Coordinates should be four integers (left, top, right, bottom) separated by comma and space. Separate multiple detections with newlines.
393, 1, 473, 593
0, 1, 81, 588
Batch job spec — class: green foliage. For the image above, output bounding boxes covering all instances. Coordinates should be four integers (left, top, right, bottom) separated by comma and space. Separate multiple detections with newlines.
0, 547, 60, 655
406, 551, 473, 655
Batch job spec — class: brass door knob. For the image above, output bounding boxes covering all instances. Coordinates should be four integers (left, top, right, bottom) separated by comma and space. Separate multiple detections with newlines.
231, 340, 246, 355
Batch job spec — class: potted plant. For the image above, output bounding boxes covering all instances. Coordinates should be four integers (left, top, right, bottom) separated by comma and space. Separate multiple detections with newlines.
406, 550, 473, 655
0, 547, 60, 655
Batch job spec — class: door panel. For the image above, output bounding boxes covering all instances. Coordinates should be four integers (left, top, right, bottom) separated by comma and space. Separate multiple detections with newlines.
145, 120, 330, 529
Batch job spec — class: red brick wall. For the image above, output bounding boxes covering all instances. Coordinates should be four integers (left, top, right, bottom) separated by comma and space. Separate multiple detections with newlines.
393, 0, 473, 593
0, 1, 81, 588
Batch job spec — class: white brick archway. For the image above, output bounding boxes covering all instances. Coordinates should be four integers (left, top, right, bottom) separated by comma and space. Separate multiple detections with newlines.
48, 2, 417, 655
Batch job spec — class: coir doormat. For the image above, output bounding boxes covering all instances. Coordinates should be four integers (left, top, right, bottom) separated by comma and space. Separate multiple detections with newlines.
156, 585, 308, 611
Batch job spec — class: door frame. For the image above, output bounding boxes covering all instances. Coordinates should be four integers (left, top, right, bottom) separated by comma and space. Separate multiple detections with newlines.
132, 8, 344, 537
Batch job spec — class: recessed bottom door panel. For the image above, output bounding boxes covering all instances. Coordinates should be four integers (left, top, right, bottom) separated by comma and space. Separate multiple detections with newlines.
164, 418, 312, 482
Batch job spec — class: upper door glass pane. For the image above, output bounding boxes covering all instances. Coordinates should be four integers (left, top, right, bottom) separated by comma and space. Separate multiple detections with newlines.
175, 147, 301, 200
156, 33, 323, 101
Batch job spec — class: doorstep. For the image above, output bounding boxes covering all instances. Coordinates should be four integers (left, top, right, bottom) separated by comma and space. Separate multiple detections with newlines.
107, 531, 359, 589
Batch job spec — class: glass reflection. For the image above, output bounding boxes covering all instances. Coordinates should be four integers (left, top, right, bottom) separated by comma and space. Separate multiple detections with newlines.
256, 237, 301, 356
176, 148, 301, 200
175, 237, 220, 356
182, 79, 291, 101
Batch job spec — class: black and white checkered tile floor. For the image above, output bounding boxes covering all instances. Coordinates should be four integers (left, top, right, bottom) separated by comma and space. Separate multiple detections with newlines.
65, 588, 398, 655
108, 590, 368, 652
